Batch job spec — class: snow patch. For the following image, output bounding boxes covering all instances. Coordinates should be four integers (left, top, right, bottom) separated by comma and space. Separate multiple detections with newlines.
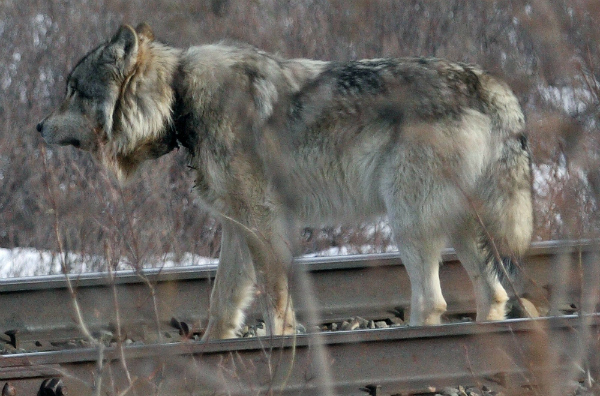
303, 244, 397, 257
539, 84, 592, 114
0, 248, 217, 279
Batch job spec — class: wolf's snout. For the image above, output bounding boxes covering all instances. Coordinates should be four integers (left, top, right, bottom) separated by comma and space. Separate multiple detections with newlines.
36, 122, 43, 133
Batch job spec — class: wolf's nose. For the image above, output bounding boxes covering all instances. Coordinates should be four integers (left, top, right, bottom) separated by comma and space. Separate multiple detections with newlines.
36, 122, 43, 133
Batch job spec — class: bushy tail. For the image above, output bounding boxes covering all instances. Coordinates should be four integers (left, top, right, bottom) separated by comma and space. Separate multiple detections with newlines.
479, 133, 534, 280
480, 240, 521, 283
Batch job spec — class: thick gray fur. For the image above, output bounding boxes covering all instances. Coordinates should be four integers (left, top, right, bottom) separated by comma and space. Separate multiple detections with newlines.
38, 24, 534, 339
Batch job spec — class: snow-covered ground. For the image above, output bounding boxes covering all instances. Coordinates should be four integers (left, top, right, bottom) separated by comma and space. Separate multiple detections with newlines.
0, 242, 398, 279
0, 248, 64, 278
539, 84, 592, 115
0, 248, 219, 278
0, 219, 396, 278
302, 244, 397, 258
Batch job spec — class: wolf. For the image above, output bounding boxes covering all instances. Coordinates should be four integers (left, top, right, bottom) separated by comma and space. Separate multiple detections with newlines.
37, 23, 533, 340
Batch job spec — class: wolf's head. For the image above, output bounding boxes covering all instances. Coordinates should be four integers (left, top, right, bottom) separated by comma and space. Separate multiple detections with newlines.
37, 23, 181, 181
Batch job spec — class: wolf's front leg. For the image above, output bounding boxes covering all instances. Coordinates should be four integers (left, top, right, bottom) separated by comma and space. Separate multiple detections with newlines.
245, 215, 297, 337
261, 259, 296, 336
202, 223, 257, 341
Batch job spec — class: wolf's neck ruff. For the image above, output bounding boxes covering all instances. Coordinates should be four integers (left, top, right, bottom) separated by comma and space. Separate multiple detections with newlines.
105, 36, 184, 181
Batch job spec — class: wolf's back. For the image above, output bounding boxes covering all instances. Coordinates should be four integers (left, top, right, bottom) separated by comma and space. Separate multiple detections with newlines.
476, 71, 526, 137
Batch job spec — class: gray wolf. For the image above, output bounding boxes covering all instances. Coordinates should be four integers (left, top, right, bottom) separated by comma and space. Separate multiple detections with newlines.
37, 24, 533, 340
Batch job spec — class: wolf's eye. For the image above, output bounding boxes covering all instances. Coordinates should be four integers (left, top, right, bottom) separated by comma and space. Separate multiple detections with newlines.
76, 88, 91, 100
66, 81, 77, 97
67, 79, 80, 95
68, 80, 91, 100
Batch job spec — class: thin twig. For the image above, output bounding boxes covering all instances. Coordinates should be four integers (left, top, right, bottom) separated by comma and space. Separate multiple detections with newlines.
107, 245, 135, 388
41, 146, 98, 343
41, 146, 109, 395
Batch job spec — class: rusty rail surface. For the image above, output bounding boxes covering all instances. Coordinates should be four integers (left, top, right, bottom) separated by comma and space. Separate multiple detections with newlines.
0, 240, 599, 395
2, 315, 600, 395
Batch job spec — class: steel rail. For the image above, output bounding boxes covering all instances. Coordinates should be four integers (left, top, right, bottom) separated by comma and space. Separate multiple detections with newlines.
1, 314, 599, 395
0, 240, 597, 349
0, 240, 598, 395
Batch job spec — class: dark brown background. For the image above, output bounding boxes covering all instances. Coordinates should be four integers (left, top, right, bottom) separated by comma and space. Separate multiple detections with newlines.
1, 0, 598, 273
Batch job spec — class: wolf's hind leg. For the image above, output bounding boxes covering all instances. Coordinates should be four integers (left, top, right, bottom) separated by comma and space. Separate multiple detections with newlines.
395, 234, 448, 326
452, 224, 508, 322
202, 222, 257, 341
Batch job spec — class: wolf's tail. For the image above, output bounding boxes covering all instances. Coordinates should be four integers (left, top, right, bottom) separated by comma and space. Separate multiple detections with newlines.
478, 132, 534, 280
470, 70, 533, 279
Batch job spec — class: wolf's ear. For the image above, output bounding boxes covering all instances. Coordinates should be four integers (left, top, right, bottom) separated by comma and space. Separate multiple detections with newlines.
104, 25, 139, 75
135, 22, 154, 43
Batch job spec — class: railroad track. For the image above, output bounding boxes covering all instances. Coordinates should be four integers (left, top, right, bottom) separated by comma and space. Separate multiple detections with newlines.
0, 240, 599, 395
